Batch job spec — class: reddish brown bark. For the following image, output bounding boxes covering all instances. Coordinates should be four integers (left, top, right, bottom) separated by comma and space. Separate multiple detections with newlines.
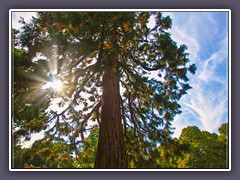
95, 28, 127, 168
94, 66, 127, 168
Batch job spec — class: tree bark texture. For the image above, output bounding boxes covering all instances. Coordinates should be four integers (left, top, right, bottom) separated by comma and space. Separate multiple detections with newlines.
95, 29, 127, 168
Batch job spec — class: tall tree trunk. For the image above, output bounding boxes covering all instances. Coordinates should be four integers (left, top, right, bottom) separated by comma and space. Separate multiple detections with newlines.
95, 28, 127, 168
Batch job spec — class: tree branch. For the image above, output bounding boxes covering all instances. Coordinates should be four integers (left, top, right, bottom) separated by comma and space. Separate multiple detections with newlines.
129, 53, 161, 71
72, 101, 101, 142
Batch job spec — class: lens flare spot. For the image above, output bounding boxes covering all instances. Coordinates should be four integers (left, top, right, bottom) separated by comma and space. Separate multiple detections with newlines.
51, 80, 63, 91
42, 79, 63, 92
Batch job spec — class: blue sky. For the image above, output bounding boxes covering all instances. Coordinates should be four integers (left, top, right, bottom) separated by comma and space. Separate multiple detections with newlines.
162, 11, 229, 137
12, 10, 230, 143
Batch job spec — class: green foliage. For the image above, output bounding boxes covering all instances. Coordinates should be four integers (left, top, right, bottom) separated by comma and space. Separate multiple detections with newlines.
13, 46, 48, 145
13, 122, 228, 169
125, 123, 228, 169
13, 140, 75, 168
12, 12, 197, 168
73, 123, 229, 169
75, 128, 99, 168
175, 124, 228, 168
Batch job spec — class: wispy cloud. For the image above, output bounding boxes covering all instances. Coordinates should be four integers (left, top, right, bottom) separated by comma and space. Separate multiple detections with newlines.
170, 26, 200, 62
198, 37, 228, 84
12, 11, 229, 140
167, 12, 229, 137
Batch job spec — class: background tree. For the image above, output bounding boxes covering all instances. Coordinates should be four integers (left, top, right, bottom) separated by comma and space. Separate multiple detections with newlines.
13, 140, 75, 168
151, 138, 189, 168
75, 127, 99, 168
217, 123, 229, 168
142, 123, 229, 169
176, 124, 228, 168
13, 12, 196, 168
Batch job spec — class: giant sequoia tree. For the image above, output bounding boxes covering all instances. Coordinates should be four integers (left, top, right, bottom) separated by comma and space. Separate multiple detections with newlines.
13, 12, 196, 168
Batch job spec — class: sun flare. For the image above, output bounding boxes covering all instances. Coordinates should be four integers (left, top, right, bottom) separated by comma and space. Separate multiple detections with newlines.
50, 80, 63, 92
42, 79, 63, 92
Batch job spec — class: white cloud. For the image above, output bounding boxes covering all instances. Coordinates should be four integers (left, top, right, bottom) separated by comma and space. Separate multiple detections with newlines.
181, 86, 227, 130
198, 37, 228, 84
169, 26, 200, 62
12, 11, 229, 140
170, 12, 229, 137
